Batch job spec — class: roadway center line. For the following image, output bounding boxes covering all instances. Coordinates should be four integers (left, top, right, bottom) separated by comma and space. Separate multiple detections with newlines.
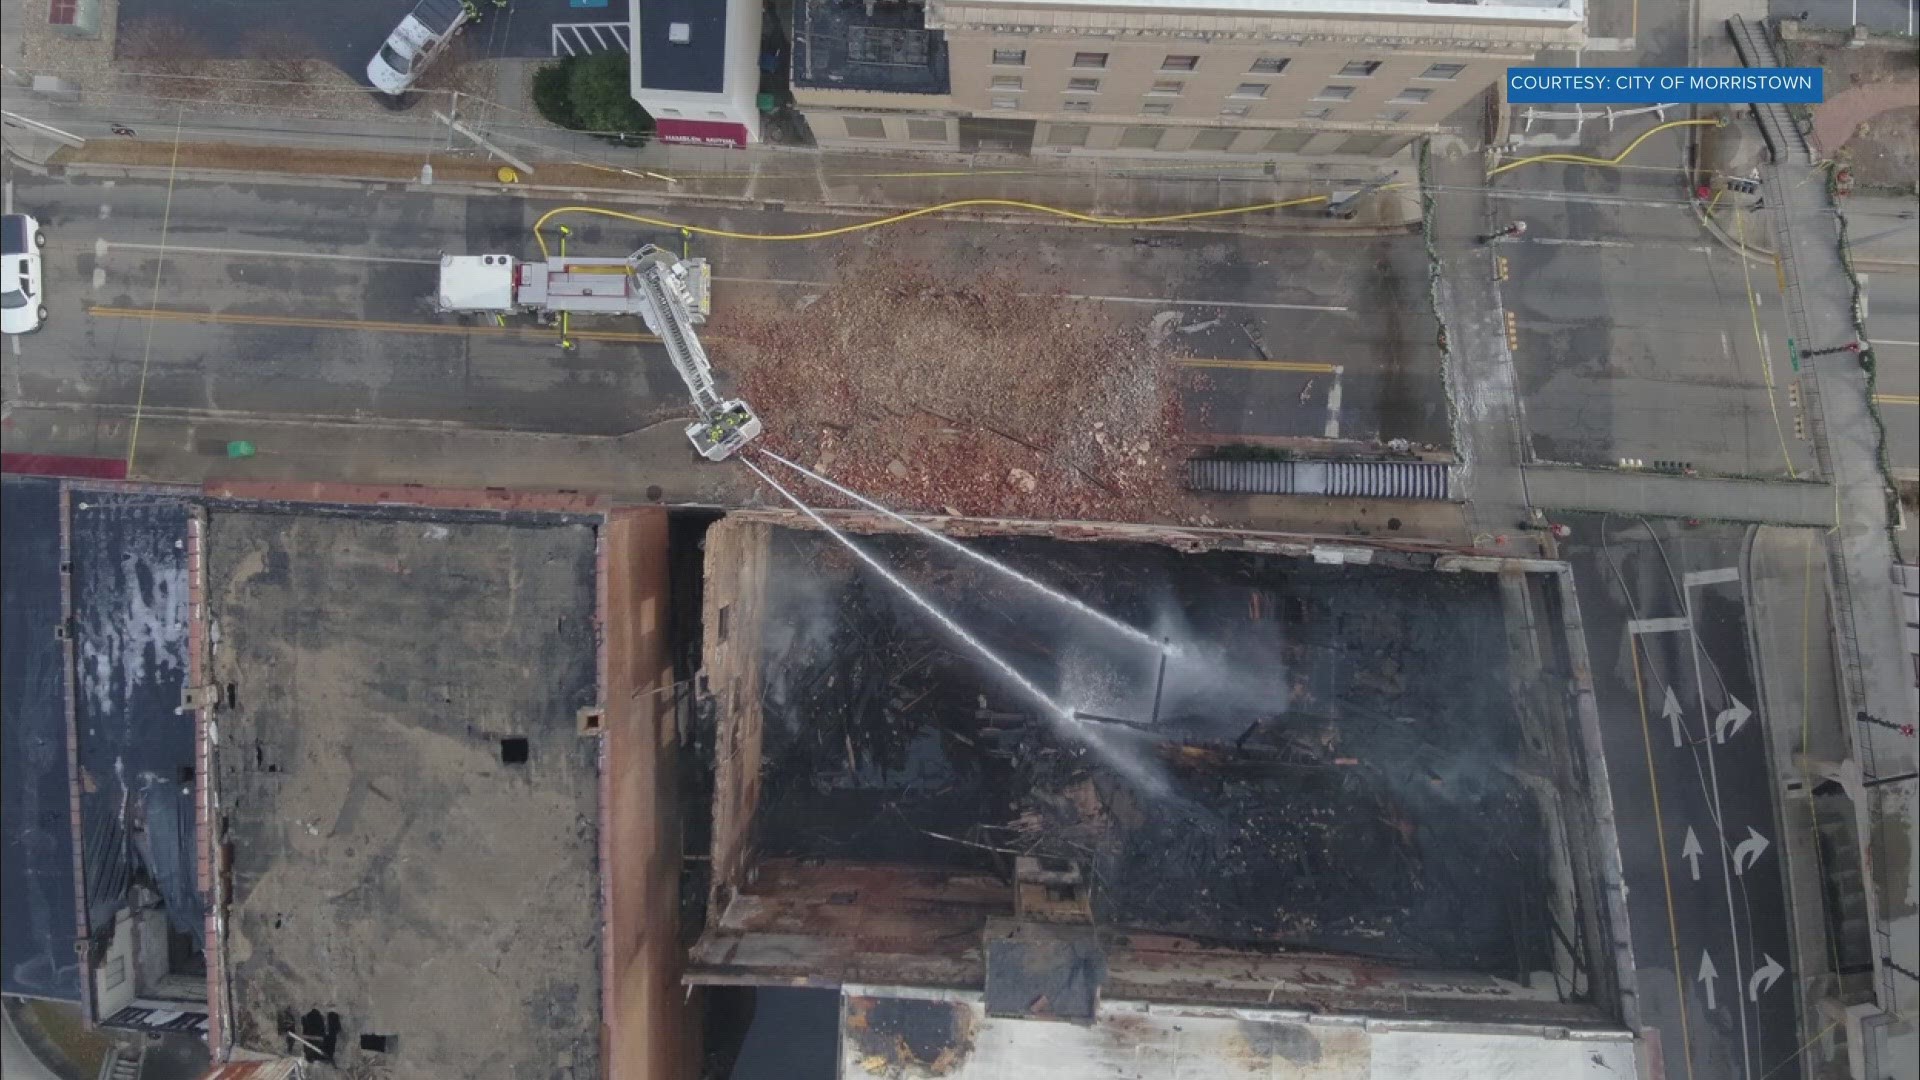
85, 304, 659, 343
713, 275, 1351, 314
103, 241, 439, 266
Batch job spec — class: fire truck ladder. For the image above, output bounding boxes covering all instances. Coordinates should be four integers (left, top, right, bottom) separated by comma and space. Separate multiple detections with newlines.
629, 245, 761, 461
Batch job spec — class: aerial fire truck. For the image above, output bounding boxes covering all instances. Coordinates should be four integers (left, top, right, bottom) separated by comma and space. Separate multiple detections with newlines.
435, 245, 761, 461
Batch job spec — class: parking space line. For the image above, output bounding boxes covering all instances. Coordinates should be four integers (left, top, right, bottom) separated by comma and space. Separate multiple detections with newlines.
85, 305, 659, 343
1176, 358, 1337, 373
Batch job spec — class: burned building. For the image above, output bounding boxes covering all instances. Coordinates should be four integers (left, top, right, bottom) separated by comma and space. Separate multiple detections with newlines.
686, 513, 1640, 1076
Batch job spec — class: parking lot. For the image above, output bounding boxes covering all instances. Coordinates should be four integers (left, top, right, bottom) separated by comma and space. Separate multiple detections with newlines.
116, 0, 626, 71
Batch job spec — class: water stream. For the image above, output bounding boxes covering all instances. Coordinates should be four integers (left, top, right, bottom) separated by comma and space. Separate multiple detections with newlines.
758, 449, 1165, 655
742, 458, 1077, 725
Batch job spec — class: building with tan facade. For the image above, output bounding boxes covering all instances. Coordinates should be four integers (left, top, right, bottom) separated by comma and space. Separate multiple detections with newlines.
790, 0, 1585, 159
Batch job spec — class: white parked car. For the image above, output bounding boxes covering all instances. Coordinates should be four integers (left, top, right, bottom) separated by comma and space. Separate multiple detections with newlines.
367, 0, 470, 95
1, 213, 46, 335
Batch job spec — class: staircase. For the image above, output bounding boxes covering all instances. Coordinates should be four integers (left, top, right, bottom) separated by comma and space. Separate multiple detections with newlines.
98, 1046, 142, 1080
1726, 15, 1812, 164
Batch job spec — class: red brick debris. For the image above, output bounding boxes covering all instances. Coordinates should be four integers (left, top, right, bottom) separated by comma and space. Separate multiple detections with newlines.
717, 252, 1199, 522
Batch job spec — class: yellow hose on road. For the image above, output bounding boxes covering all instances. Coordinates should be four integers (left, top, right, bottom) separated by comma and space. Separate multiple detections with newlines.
1486, 116, 1724, 178
532, 194, 1330, 256
530, 117, 1720, 256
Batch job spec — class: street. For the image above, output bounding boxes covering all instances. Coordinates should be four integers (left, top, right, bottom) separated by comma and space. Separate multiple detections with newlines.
1560, 514, 1802, 1080
0, 170, 1449, 450
1495, 151, 1816, 479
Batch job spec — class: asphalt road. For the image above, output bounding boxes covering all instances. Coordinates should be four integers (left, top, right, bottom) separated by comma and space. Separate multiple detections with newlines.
115, 0, 617, 71
0, 171, 1447, 449
1494, 153, 1817, 479
1862, 266, 1918, 476
1560, 514, 1801, 1080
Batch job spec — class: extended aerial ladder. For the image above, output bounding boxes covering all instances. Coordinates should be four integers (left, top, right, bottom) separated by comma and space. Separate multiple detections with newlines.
627, 245, 762, 461
435, 242, 759, 461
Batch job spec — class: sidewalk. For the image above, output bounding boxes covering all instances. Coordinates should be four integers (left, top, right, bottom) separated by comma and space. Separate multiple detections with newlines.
0, 404, 1477, 545
1424, 139, 1536, 549
1764, 97, 1919, 1080
1521, 465, 1836, 526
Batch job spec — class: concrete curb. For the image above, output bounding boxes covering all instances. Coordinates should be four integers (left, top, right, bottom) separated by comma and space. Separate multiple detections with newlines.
41, 155, 1426, 238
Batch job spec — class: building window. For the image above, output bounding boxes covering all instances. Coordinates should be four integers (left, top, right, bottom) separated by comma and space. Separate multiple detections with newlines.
1264, 129, 1314, 152
991, 75, 1023, 90
1119, 125, 1166, 150
992, 48, 1027, 66
1231, 83, 1269, 99
1390, 87, 1432, 104
1148, 80, 1184, 96
1067, 77, 1101, 92
1161, 55, 1199, 71
1378, 108, 1411, 123
1220, 104, 1252, 118
991, 95, 1020, 110
1250, 57, 1290, 74
1072, 52, 1108, 69
1047, 123, 1090, 148
907, 119, 949, 142
1141, 101, 1173, 116
1301, 106, 1333, 120
1338, 60, 1382, 77
1190, 128, 1240, 152
1062, 100, 1093, 113
844, 116, 887, 139
1313, 86, 1355, 102
1419, 62, 1466, 80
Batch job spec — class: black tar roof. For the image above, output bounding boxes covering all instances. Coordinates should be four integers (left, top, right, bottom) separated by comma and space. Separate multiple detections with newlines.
637, 0, 725, 94
1, 477, 81, 1001
792, 0, 949, 96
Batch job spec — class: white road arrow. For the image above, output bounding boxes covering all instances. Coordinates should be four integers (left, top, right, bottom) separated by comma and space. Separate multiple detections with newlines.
1663, 686, 1685, 748
1733, 826, 1772, 876
1715, 696, 1753, 743
1749, 953, 1785, 1001
1681, 826, 1703, 881
1698, 950, 1720, 1010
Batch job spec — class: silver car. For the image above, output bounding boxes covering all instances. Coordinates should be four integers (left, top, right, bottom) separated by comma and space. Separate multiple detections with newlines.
2, 213, 46, 335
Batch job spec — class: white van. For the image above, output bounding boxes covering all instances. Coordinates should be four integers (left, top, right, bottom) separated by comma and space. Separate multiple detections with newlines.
367, 0, 469, 95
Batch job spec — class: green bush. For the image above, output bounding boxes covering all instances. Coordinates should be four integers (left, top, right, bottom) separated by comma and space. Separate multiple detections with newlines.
531, 54, 653, 138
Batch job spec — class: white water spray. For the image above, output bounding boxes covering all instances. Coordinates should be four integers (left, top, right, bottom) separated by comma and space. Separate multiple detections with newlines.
743, 458, 1077, 726
759, 449, 1166, 654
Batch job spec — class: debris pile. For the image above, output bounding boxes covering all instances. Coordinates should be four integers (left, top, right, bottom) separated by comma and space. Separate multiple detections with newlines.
738, 529, 1556, 975
717, 253, 1192, 521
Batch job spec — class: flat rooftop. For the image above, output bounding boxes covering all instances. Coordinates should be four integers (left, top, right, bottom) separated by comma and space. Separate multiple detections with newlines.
695, 515, 1627, 1026
793, 0, 951, 95
206, 506, 602, 1077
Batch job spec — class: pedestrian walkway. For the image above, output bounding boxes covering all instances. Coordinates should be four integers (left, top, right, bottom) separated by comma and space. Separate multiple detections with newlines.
1523, 465, 1836, 525
1425, 142, 1537, 550
1737, 16, 1920, 1075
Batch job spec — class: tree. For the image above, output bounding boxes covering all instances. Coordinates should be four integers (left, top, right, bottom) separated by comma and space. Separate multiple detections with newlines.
532, 54, 653, 139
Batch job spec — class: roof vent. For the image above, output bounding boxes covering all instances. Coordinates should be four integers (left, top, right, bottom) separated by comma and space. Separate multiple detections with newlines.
668, 21, 691, 44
